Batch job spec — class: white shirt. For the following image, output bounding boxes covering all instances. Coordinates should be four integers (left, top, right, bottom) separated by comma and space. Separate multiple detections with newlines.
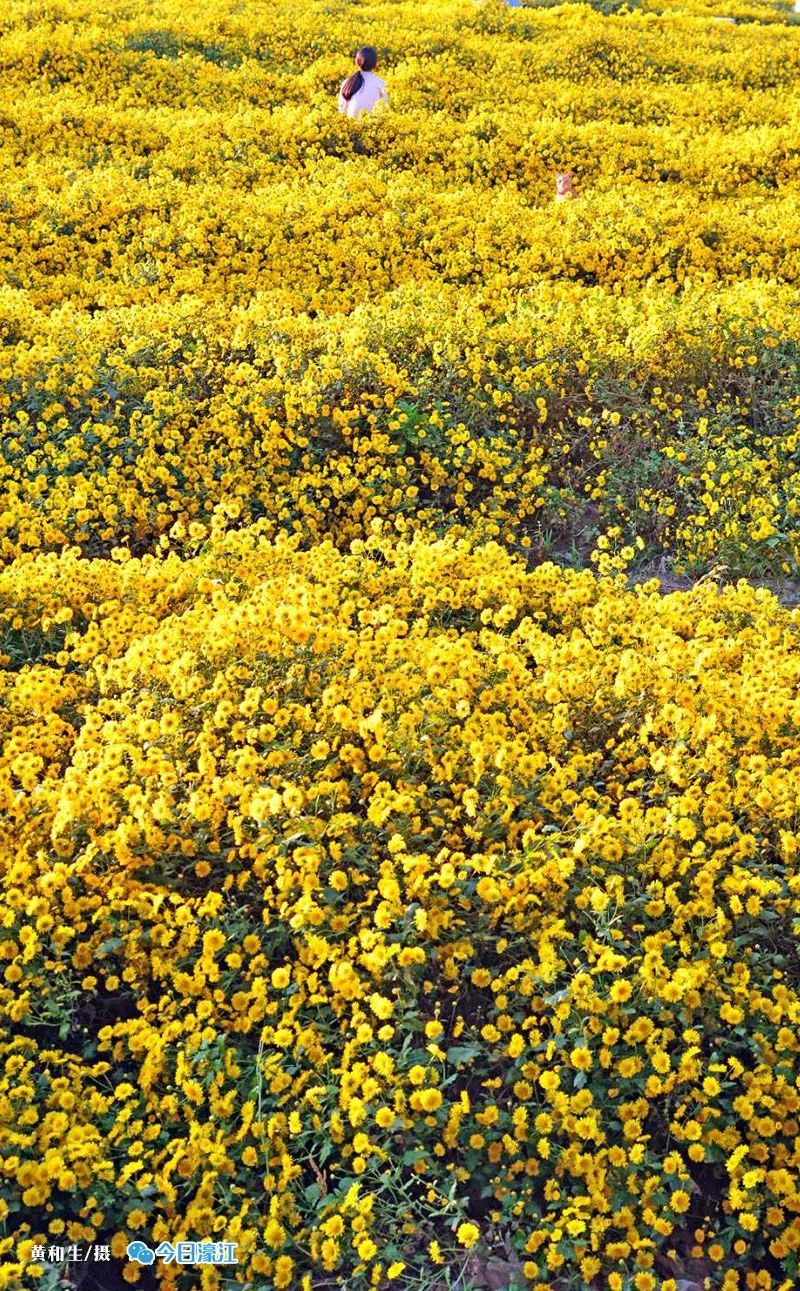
338, 70, 388, 119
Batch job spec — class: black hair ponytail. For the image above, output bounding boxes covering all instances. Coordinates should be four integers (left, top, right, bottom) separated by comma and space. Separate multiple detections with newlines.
341, 45, 378, 102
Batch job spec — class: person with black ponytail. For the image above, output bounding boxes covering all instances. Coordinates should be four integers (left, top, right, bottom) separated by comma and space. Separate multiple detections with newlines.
338, 46, 388, 119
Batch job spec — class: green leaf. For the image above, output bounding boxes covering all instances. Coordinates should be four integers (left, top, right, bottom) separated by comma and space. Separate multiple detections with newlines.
97, 936, 123, 955
446, 1044, 481, 1065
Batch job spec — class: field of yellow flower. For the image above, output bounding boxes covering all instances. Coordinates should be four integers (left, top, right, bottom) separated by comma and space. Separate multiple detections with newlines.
2, 0, 800, 1288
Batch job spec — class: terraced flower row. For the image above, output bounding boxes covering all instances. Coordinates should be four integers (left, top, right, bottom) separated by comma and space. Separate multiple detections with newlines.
1, 532, 799, 1289
1, 0, 800, 578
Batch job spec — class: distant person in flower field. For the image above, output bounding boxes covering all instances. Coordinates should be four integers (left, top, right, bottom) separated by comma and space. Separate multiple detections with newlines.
338, 46, 388, 119
555, 170, 576, 201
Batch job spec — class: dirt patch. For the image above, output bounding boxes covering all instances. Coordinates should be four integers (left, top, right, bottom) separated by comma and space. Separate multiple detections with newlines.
629, 555, 800, 607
